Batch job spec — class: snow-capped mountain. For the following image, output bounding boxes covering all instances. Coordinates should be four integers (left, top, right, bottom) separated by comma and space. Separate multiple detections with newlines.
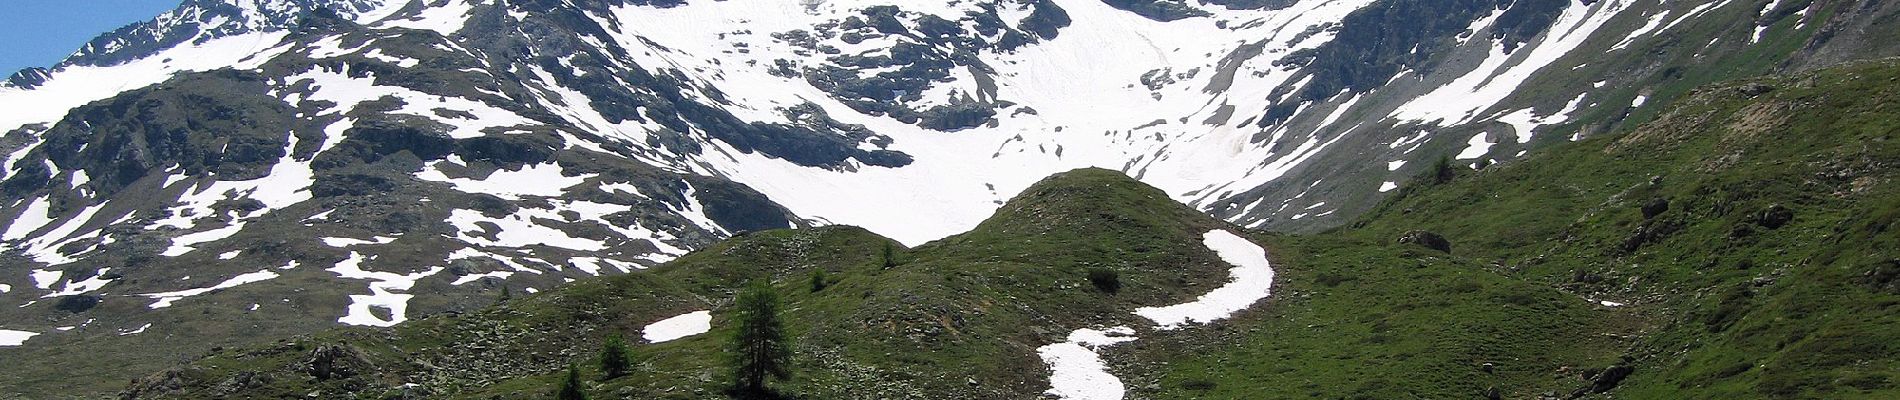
1, 0, 1896, 395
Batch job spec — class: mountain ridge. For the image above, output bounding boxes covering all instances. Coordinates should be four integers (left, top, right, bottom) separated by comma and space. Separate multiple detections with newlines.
0, 0, 1896, 398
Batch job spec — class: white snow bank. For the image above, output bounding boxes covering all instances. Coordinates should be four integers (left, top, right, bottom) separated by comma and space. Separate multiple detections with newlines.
140, 269, 282, 309
0, 329, 38, 346
327, 252, 444, 327
160, 222, 248, 257
1038, 327, 1139, 400
1454, 132, 1494, 160
1135, 230, 1276, 330
321, 236, 397, 247
3, 196, 54, 240
29, 269, 62, 289
643, 310, 712, 343
416, 160, 593, 200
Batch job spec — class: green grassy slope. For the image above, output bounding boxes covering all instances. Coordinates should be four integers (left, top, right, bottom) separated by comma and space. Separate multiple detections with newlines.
1343, 58, 1900, 398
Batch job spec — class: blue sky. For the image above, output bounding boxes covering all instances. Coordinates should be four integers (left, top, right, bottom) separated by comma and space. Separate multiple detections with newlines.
0, 0, 182, 74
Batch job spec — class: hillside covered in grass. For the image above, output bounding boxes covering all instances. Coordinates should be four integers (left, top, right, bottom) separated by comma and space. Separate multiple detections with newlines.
115, 59, 1900, 400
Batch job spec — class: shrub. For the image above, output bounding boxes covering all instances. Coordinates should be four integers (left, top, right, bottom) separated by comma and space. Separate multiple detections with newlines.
1087, 268, 1121, 293
809, 269, 830, 293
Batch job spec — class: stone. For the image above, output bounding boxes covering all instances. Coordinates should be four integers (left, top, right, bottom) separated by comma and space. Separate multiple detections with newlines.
1397, 230, 1452, 254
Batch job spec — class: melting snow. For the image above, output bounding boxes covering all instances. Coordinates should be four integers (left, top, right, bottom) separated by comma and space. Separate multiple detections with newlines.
140, 269, 282, 309
0, 329, 38, 346
2, 197, 54, 240
0, 32, 293, 133
30, 270, 62, 289
1135, 230, 1276, 330
328, 252, 444, 327
160, 222, 248, 257
1454, 133, 1494, 160
415, 160, 594, 200
450, 271, 514, 285
40, 269, 116, 298
321, 236, 398, 247
1391, 0, 1631, 124
643, 310, 712, 343
446, 209, 608, 251
1038, 327, 1139, 400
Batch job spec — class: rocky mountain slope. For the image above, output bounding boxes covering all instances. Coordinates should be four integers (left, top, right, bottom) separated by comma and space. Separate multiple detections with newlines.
112, 56, 1900, 398
0, 0, 1897, 397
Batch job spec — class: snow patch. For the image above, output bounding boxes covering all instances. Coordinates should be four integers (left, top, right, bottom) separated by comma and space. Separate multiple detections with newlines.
643, 310, 713, 343
0, 329, 38, 346
140, 269, 282, 309
1135, 230, 1276, 330
327, 252, 444, 327
415, 160, 594, 200
1454, 133, 1495, 160
1038, 327, 1138, 400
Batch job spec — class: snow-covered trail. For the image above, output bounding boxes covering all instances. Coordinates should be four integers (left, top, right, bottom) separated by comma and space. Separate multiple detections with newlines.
1038, 229, 1277, 399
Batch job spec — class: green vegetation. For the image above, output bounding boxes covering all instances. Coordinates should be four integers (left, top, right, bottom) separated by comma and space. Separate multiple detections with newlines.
600, 335, 632, 380
809, 269, 830, 293
1087, 267, 1121, 293
1338, 59, 1900, 398
880, 242, 898, 269
729, 280, 792, 397
557, 364, 587, 400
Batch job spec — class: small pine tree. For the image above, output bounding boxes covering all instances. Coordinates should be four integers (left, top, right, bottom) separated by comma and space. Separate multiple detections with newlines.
881, 242, 898, 269
1431, 155, 1456, 184
557, 364, 588, 400
497, 283, 512, 302
600, 334, 632, 379
809, 269, 829, 293
729, 280, 791, 396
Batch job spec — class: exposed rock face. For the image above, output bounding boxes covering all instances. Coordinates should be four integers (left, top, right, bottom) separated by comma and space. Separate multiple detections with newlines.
1398, 230, 1452, 253
306, 344, 375, 381
1642, 198, 1670, 219
1751, 204, 1794, 229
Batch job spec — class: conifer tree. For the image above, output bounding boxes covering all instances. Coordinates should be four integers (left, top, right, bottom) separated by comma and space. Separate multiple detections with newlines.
728, 280, 791, 396
881, 242, 897, 269
600, 334, 632, 379
557, 364, 587, 400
